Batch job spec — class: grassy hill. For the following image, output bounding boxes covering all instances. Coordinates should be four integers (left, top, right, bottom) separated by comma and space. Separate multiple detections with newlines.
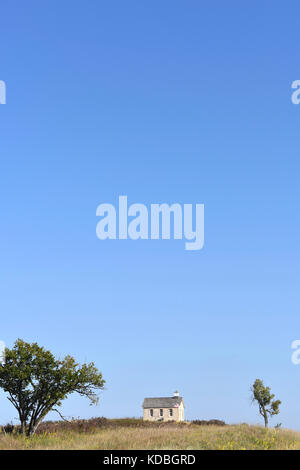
1, 418, 300, 450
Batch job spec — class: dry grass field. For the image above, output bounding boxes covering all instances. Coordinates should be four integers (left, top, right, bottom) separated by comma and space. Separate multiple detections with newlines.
1, 419, 300, 450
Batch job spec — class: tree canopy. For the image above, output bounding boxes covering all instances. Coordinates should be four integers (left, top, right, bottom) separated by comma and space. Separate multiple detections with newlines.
0, 339, 105, 436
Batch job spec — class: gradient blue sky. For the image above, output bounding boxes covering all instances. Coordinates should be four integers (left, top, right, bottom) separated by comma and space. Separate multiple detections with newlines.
1, 1, 300, 429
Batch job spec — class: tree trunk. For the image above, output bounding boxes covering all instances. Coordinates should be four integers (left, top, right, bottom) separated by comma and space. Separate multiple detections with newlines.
27, 418, 43, 437
27, 424, 35, 437
264, 413, 268, 428
20, 421, 26, 435
18, 413, 26, 435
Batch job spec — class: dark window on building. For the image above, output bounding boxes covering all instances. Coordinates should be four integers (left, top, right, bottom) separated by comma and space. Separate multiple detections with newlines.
169, 409, 173, 417
150, 409, 153, 417
160, 409, 163, 417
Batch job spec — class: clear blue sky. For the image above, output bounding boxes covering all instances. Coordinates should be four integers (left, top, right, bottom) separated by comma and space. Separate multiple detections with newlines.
1, 1, 300, 429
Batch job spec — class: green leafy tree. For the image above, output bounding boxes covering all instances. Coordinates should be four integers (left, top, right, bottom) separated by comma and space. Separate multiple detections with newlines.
251, 378, 281, 428
0, 339, 105, 436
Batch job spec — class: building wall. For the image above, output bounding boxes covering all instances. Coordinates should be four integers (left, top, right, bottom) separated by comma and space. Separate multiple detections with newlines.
143, 403, 184, 422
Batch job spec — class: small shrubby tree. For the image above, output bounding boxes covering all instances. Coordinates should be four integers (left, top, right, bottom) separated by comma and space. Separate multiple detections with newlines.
251, 378, 281, 428
0, 339, 105, 436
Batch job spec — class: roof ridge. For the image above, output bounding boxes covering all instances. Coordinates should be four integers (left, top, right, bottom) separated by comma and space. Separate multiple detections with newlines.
144, 396, 180, 399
